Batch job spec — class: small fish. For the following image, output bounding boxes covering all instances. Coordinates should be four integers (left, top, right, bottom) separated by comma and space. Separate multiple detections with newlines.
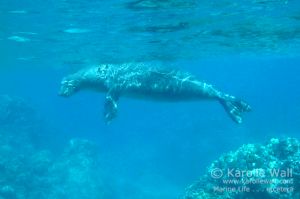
63, 28, 91, 34
17, 57, 36, 61
8, 10, 27, 14
8, 36, 30, 42
16, 32, 38, 35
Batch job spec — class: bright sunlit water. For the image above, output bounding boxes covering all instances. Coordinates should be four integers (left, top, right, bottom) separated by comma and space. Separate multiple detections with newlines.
0, 0, 300, 198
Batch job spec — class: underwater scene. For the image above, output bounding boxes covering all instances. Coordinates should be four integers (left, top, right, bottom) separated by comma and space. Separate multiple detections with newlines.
0, 0, 300, 198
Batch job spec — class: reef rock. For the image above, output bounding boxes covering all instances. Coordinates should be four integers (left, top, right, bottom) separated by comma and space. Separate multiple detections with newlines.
183, 138, 300, 199
0, 95, 44, 149
0, 95, 108, 199
0, 95, 36, 126
48, 139, 105, 199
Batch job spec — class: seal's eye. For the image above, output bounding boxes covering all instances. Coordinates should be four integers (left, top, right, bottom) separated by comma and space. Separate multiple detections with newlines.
97, 66, 106, 78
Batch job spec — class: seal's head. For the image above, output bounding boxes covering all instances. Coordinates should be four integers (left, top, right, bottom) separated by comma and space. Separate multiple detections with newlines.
59, 77, 80, 97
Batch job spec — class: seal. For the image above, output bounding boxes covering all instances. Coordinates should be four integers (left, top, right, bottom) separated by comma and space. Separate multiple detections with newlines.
59, 63, 251, 124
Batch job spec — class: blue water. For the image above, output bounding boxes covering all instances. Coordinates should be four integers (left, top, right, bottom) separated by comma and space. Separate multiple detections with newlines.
1, 0, 300, 198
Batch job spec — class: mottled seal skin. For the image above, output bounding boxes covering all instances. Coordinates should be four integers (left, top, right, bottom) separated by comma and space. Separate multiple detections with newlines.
59, 63, 251, 124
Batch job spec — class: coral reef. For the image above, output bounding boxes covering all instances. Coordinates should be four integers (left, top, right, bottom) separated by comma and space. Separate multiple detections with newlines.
48, 139, 105, 199
2, 94, 299, 199
0, 95, 47, 150
183, 138, 300, 199
0, 95, 108, 199
0, 138, 105, 199
0, 95, 35, 126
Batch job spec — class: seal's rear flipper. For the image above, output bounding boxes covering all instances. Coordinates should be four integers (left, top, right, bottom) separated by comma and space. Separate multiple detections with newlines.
219, 96, 251, 124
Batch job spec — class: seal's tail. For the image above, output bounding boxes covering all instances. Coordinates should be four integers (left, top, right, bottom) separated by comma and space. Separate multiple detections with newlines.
219, 95, 251, 124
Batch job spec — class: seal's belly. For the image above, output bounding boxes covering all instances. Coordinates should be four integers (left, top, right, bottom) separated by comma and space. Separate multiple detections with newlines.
124, 92, 194, 101
123, 84, 200, 102
116, 72, 210, 101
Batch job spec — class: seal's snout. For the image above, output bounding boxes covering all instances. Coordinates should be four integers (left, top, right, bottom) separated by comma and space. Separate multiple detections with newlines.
58, 88, 68, 97
59, 79, 77, 97
58, 81, 70, 97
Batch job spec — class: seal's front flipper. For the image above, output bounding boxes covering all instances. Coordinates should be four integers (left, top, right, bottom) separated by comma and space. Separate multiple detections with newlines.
104, 90, 119, 124
219, 95, 251, 124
